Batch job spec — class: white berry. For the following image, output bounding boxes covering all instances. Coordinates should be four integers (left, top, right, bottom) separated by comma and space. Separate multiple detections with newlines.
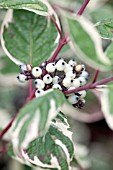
32, 67, 42, 78
80, 71, 89, 79
43, 74, 52, 84
52, 84, 62, 90
62, 77, 72, 88
56, 59, 66, 71
68, 95, 79, 104
78, 77, 87, 86
52, 76, 60, 84
72, 78, 80, 88
35, 79, 45, 89
46, 63, 55, 73
68, 59, 77, 67
64, 64, 73, 73
35, 89, 44, 98
75, 65, 82, 72
66, 71, 76, 79
17, 74, 27, 83
78, 90, 86, 98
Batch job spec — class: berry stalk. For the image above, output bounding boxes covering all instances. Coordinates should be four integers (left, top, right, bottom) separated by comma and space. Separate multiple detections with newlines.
64, 76, 113, 94
77, 0, 90, 16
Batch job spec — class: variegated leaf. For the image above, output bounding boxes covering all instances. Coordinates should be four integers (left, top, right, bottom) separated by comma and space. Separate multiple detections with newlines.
11, 89, 65, 157
63, 14, 111, 71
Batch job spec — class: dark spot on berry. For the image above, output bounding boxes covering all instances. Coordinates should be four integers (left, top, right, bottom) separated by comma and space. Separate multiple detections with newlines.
62, 62, 65, 65
35, 81, 37, 84
17, 76, 19, 79
71, 80, 73, 83
47, 76, 50, 79
36, 69, 38, 71
37, 90, 40, 93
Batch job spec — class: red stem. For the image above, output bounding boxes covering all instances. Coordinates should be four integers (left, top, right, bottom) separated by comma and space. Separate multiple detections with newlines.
64, 76, 113, 95
0, 113, 18, 139
0, 87, 36, 140
50, 15, 62, 40
77, 0, 90, 16
49, 35, 68, 63
29, 79, 33, 96
92, 69, 100, 83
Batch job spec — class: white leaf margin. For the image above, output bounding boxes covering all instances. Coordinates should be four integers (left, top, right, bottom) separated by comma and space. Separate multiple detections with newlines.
98, 86, 113, 130
0, 0, 60, 66
62, 12, 111, 71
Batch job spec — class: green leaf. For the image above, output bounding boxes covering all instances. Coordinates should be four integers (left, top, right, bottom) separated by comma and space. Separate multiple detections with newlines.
105, 42, 113, 63
100, 86, 113, 130
65, 14, 111, 71
1, 9, 59, 66
22, 112, 74, 169
96, 18, 113, 39
0, 0, 48, 16
11, 89, 65, 155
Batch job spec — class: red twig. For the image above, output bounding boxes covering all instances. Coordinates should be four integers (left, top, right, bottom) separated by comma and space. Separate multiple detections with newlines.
0, 87, 36, 140
64, 76, 113, 95
49, 35, 68, 63
77, 0, 90, 16
50, 15, 62, 40
29, 79, 33, 96
0, 113, 18, 140
92, 69, 100, 83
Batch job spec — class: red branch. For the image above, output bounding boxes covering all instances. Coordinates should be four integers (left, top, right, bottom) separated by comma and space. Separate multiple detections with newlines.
92, 69, 100, 83
64, 76, 113, 95
77, 0, 90, 16
50, 15, 62, 40
49, 35, 68, 63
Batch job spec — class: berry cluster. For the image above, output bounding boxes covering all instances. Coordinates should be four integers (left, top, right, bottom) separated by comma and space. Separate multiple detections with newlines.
17, 58, 89, 109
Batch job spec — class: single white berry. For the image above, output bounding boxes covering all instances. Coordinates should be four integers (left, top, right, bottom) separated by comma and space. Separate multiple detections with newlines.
62, 77, 72, 88
75, 65, 83, 72
52, 76, 60, 84
66, 71, 76, 79
72, 78, 80, 88
78, 77, 87, 86
78, 90, 86, 98
35, 89, 44, 98
35, 79, 45, 89
52, 84, 62, 90
56, 59, 66, 71
32, 67, 42, 78
46, 63, 55, 73
64, 64, 73, 73
68, 95, 79, 104
17, 74, 27, 83
68, 59, 77, 67
80, 71, 89, 79
43, 74, 52, 84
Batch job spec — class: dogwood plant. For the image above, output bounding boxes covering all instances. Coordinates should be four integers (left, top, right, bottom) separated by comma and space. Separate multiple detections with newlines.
0, 0, 113, 170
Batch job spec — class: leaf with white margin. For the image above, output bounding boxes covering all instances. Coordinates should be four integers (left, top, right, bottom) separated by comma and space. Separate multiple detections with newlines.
99, 86, 113, 130
1, 6, 60, 66
21, 112, 74, 170
105, 41, 113, 63
0, 0, 48, 16
96, 18, 113, 39
64, 14, 111, 71
11, 89, 65, 158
